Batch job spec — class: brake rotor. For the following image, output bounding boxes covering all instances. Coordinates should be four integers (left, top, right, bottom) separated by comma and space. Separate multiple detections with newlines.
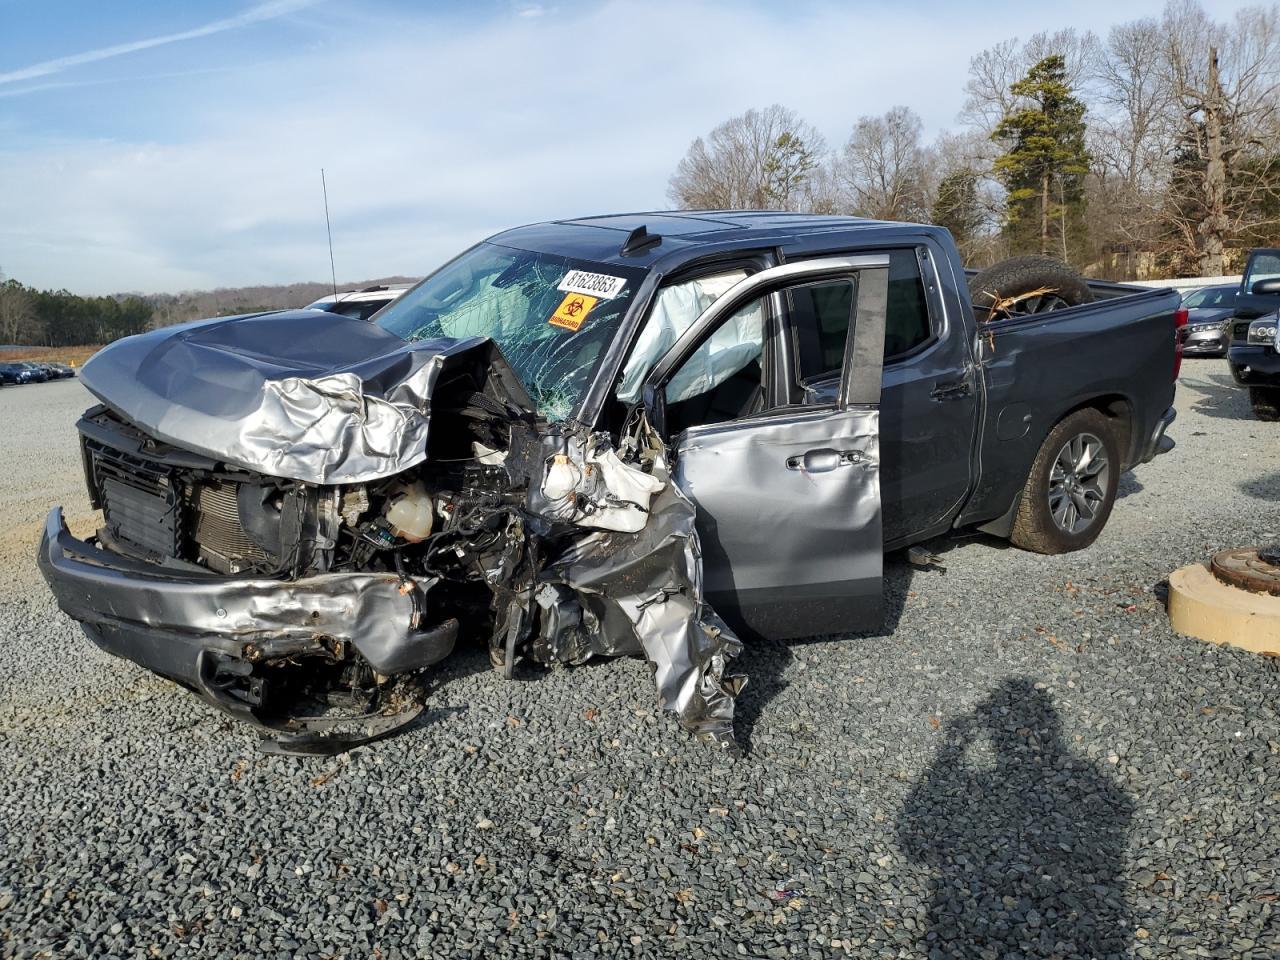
1211, 547, 1280, 597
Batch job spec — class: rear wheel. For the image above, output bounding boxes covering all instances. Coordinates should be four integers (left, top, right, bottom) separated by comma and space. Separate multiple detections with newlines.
1250, 387, 1280, 422
1010, 408, 1121, 555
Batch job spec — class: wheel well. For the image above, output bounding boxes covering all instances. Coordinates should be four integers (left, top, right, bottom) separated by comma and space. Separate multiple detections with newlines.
970, 393, 1135, 540
1060, 395, 1134, 465
976, 395, 1132, 542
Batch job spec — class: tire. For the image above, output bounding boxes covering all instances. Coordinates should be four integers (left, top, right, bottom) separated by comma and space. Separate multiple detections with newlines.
1251, 387, 1280, 422
968, 255, 1094, 321
1010, 408, 1121, 555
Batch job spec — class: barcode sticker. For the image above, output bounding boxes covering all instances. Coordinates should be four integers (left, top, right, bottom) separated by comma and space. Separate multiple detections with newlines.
558, 270, 627, 300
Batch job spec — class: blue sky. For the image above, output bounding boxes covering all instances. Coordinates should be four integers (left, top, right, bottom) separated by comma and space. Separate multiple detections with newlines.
0, 0, 1255, 293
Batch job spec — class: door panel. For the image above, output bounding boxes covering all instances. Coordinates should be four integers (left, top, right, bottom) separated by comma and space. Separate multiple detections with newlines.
674, 408, 882, 639
792, 247, 978, 546
878, 245, 978, 545
646, 256, 889, 641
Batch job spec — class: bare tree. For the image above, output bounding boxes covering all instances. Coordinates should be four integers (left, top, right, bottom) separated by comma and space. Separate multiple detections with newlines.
962, 30, 1101, 132
1093, 18, 1178, 198
668, 105, 829, 211
838, 106, 931, 220
929, 130, 1005, 263
1164, 0, 1280, 274
1084, 18, 1179, 274
0, 272, 40, 345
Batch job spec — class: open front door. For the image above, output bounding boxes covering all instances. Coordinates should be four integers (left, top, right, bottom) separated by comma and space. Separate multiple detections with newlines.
643, 256, 889, 640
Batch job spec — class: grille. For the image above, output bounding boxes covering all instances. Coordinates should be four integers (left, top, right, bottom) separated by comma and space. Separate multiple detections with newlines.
193, 479, 272, 573
1233, 321, 1252, 342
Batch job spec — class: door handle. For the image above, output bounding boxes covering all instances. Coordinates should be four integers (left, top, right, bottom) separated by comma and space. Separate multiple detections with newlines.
930, 378, 973, 401
786, 448, 869, 472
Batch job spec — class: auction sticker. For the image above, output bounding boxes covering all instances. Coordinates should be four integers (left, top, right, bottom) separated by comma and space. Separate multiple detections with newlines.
558, 270, 627, 299
548, 292, 598, 331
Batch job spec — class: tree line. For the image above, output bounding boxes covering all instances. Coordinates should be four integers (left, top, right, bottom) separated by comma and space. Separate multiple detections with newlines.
668, 0, 1280, 279
0, 274, 152, 347
0, 272, 416, 348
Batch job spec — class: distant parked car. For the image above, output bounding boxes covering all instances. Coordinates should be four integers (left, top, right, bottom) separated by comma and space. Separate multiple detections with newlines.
0, 362, 41, 384
15, 362, 50, 382
1179, 284, 1237, 357
305, 284, 414, 321
42, 362, 77, 379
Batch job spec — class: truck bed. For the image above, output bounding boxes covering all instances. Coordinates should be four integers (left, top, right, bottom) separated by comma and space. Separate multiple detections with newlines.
954, 279, 1182, 531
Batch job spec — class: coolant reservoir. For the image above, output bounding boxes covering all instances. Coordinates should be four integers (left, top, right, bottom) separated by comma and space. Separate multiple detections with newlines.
385, 481, 434, 542
542, 454, 581, 500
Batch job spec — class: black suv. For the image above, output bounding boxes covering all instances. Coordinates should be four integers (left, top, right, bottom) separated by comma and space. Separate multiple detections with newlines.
1228, 248, 1280, 420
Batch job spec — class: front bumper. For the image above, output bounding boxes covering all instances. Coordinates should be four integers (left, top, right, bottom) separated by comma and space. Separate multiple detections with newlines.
1139, 406, 1176, 464
1183, 331, 1228, 354
37, 508, 457, 720
1228, 344, 1280, 386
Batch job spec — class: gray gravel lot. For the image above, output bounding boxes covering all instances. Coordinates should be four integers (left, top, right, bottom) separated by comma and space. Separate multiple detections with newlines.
1, 361, 1279, 959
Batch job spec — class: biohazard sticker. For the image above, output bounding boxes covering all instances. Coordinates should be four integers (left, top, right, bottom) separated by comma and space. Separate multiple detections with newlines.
558, 270, 627, 299
548, 292, 597, 331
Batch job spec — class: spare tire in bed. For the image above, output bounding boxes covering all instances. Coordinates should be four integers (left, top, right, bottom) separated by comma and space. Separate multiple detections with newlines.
968, 255, 1094, 321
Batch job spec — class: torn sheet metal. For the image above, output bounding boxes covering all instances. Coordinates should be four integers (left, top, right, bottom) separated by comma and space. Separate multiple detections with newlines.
533, 421, 746, 752
78, 310, 531, 485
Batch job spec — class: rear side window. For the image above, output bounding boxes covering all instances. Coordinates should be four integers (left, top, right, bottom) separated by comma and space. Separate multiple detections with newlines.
884, 251, 932, 359
791, 249, 933, 384
790, 280, 855, 382
1245, 252, 1280, 289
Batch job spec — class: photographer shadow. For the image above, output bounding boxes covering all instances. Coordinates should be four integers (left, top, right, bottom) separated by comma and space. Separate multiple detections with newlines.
897, 678, 1136, 958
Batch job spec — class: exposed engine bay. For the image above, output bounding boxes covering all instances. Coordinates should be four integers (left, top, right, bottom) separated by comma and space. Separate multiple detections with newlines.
50, 341, 745, 755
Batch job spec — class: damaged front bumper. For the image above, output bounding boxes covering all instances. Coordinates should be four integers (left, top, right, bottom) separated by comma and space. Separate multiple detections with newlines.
37, 508, 457, 727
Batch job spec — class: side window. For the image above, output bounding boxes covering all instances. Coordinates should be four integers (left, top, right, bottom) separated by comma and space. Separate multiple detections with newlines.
1246, 252, 1280, 288
790, 250, 933, 386
885, 250, 932, 360
791, 279, 855, 383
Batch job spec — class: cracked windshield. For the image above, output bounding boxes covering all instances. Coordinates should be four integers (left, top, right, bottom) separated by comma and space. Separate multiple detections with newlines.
375, 243, 645, 420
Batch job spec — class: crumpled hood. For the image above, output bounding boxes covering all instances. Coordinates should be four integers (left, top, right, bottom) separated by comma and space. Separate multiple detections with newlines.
80, 310, 531, 485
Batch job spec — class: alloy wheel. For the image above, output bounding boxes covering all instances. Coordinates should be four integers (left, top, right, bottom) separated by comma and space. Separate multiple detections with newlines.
1047, 432, 1110, 534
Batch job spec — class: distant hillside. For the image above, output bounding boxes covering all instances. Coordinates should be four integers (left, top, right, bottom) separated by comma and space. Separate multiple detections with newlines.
146, 276, 421, 327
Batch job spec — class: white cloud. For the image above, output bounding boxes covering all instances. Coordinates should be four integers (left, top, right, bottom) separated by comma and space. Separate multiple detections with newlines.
0, 0, 1256, 294
0, 0, 322, 87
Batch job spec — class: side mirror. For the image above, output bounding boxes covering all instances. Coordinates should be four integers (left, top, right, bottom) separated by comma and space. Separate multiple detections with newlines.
1251, 278, 1280, 296
641, 383, 667, 438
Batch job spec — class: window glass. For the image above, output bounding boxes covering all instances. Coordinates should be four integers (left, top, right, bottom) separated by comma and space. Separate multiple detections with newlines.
884, 250, 932, 359
376, 242, 645, 420
790, 280, 855, 382
327, 300, 392, 321
790, 249, 932, 384
1183, 287, 1235, 308
1245, 252, 1280, 289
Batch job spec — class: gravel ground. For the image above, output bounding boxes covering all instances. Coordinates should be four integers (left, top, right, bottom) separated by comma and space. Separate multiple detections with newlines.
1, 361, 1278, 959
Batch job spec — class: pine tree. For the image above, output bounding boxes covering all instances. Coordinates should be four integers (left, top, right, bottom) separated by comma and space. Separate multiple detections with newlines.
991, 54, 1090, 261
762, 131, 820, 209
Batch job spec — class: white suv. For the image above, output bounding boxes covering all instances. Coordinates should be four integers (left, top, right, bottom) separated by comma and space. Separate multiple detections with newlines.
305, 283, 414, 321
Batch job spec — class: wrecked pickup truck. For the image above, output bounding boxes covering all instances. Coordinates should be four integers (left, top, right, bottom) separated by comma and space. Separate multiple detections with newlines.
38, 212, 1182, 754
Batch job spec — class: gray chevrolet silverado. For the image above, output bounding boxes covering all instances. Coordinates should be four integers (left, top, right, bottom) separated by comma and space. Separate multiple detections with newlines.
38, 212, 1182, 752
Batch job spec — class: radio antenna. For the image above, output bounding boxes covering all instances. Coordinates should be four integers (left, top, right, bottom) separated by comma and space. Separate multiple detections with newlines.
321, 168, 338, 297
